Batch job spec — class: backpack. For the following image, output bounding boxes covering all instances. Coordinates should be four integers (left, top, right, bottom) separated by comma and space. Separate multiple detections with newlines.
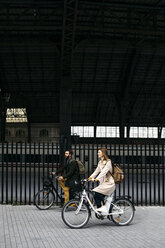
70, 159, 86, 175
76, 160, 86, 175
110, 161, 124, 184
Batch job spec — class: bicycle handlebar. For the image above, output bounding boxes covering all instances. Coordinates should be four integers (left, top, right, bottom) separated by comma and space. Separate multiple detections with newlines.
48, 172, 60, 180
82, 178, 99, 183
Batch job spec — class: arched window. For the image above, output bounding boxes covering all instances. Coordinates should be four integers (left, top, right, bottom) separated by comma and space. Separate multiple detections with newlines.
40, 129, 49, 137
16, 129, 25, 137
5, 129, 11, 137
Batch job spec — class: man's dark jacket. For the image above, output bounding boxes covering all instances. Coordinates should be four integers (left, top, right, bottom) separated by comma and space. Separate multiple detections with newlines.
56, 158, 79, 187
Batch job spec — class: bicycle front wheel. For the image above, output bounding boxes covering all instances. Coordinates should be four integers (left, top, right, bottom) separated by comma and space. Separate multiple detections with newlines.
62, 199, 90, 228
34, 189, 55, 210
110, 199, 134, 226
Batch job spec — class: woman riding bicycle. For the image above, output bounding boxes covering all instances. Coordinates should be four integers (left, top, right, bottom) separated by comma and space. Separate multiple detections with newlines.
89, 147, 115, 214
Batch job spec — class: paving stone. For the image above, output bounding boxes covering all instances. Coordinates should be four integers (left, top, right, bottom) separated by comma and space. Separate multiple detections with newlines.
0, 205, 165, 248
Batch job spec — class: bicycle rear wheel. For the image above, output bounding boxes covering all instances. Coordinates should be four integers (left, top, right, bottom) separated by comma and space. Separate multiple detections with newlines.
34, 189, 55, 210
110, 199, 134, 226
62, 199, 90, 228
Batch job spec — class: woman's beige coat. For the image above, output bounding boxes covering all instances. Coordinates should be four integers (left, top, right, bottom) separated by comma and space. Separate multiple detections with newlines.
90, 159, 115, 195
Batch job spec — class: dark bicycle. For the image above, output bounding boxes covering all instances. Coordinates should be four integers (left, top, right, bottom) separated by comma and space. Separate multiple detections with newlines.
34, 174, 94, 210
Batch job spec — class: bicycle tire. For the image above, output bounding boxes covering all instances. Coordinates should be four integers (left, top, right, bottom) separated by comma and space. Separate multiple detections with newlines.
109, 198, 134, 226
34, 189, 55, 210
62, 199, 90, 229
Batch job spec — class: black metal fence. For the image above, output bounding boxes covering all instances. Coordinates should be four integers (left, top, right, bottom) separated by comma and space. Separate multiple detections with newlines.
0, 142, 164, 206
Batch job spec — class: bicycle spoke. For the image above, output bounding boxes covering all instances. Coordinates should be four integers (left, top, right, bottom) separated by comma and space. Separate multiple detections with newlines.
110, 199, 134, 226
34, 189, 55, 210
62, 200, 90, 228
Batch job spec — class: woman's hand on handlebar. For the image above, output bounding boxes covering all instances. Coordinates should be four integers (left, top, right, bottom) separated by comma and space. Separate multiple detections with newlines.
52, 172, 56, 175
88, 177, 99, 182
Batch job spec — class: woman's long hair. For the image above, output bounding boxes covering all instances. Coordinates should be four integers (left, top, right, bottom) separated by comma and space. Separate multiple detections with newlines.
98, 147, 109, 161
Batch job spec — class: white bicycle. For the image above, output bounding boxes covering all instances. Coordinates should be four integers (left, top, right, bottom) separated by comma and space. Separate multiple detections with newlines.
61, 179, 135, 228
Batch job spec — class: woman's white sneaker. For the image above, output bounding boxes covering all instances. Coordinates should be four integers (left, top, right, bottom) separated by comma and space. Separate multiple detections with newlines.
96, 205, 108, 214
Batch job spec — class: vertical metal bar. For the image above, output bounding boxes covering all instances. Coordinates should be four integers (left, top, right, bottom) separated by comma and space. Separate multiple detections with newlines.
162, 144, 164, 206
56, 142, 60, 205
122, 142, 125, 197
114, 143, 116, 161
132, 143, 134, 204
79, 142, 81, 161
6, 142, 8, 204
92, 143, 94, 175
87, 143, 90, 178
51, 142, 53, 172
1, 142, 4, 203
20, 142, 22, 204
153, 143, 156, 205
96, 143, 98, 165
47, 142, 49, 176
29, 142, 31, 205
149, 143, 152, 205
43, 142, 45, 184
93, 143, 98, 191
114, 142, 119, 196
86, 143, 90, 191
158, 143, 160, 205
16, 142, 18, 203
83, 143, 85, 180
114, 142, 118, 199
74, 141, 76, 160
11, 142, 13, 204
136, 143, 138, 206
127, 142, 130, 199
34, 142, 36, 199
25, 142, 27, 205
140, 143, 143, 206
145, 143, 147, 206
38, 142, 41, 195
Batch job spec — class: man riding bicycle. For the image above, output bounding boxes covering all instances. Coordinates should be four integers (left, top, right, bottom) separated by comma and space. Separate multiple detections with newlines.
52, 150, 80, 204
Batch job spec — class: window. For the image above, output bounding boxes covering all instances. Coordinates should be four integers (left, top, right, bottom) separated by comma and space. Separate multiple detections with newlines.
71, 126, 94, 137
6, 108, 27, 122
130, 127, 158, 138
96, 126, 119, 138
161, 128, 165, 138
40, 129, 49, 137
148, 127, 158, 138
16, 129, 25, 137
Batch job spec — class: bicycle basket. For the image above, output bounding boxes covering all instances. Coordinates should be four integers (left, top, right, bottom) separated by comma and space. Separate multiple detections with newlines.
43, 177, 52, 188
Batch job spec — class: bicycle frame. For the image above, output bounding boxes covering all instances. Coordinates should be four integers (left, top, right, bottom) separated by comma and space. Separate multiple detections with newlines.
52, 185, 63, 202
76, 188, 124, 216
43, 175, 63, 203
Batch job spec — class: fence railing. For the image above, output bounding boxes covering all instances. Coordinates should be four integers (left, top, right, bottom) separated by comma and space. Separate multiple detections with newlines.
0, 142, 164, 206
